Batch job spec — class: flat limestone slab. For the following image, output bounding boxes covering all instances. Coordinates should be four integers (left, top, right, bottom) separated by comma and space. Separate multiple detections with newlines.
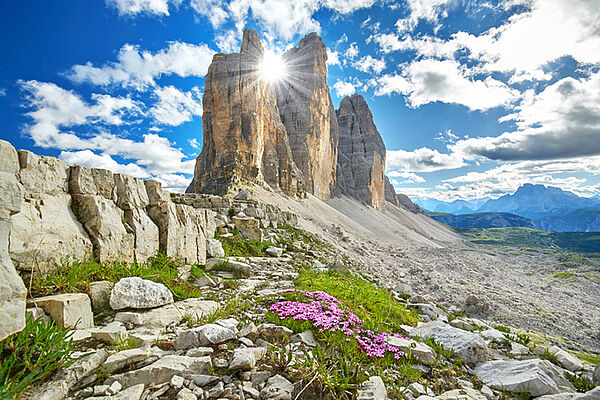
32, 293, 94, 329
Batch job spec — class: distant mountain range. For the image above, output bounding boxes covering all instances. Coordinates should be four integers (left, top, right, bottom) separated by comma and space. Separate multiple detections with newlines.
416, 184, 600, 232
429, 212, 537, 229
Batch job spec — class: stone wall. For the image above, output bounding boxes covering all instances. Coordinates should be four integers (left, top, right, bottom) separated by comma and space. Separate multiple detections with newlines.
3, 140, 216, 274
171, 193, 298, 227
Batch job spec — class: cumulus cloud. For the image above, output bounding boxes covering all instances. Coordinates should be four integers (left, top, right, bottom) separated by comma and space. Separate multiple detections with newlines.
106, 0, 182, 16
395, 0, 453, 33
59, 150, 150, 178
387, 170, 426, 184
20, 80, 196, 183
345, 42, 359, 59
67, 42, 215, 89
374, 59, 518, 111
387, 147, 465, 172
150, 85, 202, 126
452, 72, 600, 160
352, 55, 386, 74
190, 0, 228, 28
333, 80, 356, 97
326, 48, 340, 66
188, 137, 201, 148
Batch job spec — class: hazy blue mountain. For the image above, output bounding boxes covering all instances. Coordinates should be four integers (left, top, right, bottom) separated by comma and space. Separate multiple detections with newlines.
415, 198, 488, 214
429, 212, 538, 229
538, 208, 600, 232
477, 184, 600, 220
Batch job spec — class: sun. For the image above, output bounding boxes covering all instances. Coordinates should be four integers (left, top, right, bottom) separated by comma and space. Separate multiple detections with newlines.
259, 50, 287, 84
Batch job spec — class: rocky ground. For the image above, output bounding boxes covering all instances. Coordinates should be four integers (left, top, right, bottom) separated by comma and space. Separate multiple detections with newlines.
251, 189, 600, 353
21, 190, 600, 400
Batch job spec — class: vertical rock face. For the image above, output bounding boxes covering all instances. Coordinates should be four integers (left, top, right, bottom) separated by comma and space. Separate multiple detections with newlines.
276, 33, 339, 200
335, 94, 386, 209
10, 151, 93, 273
384, 176, 400, 207
187, 29, 304, 197
0, 139, 26, 341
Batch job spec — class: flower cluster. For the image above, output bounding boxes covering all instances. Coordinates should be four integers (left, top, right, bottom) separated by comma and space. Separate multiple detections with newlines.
269, 290, 409, 360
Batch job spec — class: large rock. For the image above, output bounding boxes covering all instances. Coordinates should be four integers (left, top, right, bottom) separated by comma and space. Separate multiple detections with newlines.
110, 277, 173, 310
146, 180, 207, 265
177, 323, 237, 349
475, 359, 575, 397
231, 216, 263, 242
335, 94, 386, 209
0, 140, 26, 341
411, 321, 487, 366
206, 238, 225, 258
229, 347, 267, 370
105, 355, 211, 389
32, 293, 94, 329
277, 32, 339, 200
260, 374, 294, 400
187, 29, 304, 197
397, 193, 424, 214
114, 174, 159, 262
70, 165, 135, 263
131, 298, 218, 328
357, 376, 387, 400
386, 336, 437, 366
548, 345, 584, 372
10, 151, 93, 273
384, 176, 400, 207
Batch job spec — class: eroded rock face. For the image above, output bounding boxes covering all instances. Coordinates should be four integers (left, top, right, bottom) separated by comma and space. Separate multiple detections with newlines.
335, 95, 386, 208
0, 140, 26, 341
10, 151, 93, 273
397, 194, 424, 214
384, 176, 400, 207
187, 29, 304, 197
277, 32, 339, 200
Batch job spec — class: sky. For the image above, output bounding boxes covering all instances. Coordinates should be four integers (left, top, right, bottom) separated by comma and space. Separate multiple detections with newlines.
1, 0, 599, 201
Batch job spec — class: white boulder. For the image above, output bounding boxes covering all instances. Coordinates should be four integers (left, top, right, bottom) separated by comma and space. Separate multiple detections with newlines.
110, 277, 173, 310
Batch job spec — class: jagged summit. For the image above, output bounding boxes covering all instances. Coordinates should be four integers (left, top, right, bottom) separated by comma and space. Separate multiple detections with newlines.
335, 94, 387, 209
187, 29, 400, 210
240, 28, 264, 55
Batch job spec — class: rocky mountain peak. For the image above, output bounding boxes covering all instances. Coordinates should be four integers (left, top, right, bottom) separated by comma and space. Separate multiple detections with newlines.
240, 28, 264, 55
276, 32, 339, 200
335, 94, 387, 209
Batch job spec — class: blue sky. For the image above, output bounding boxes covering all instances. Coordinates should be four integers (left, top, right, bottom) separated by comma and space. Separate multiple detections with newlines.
1, 0, 599, 201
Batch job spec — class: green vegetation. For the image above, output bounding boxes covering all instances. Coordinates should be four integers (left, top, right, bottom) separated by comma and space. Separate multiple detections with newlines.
503, 332, 531, 347
294, 269, 419, 331
457, 227, 600, 254
572, 351, 600, 365
447, 311, 466, 322
494, 325, 511, 333
538, 350, 558, 364
215, 230, 271, 257
565, 372, 594, 393
31, 252, 201, 301
264, 269, 426, 398
277, 222, 329, 255
110, 336, 141, 351
199, 298, 253, 325
0, 317, 75, 398
545, 271, 576, 280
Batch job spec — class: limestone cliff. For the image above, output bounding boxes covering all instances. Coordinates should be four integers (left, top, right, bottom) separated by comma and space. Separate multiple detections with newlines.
187, 29, 304, 197
335, 94, 386, 209
384, 175, 400, 207
276, 33, 339, 200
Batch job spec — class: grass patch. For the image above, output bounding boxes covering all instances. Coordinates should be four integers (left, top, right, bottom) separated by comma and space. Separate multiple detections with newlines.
295, 269, 418, 332
572, 351, 600, 365
31, 252, 201, 301
199, 299, 253, 325
0, 317, 76, 398
545, 271, 576, 280
565, 372, 594, 393
277, 222, 329, 254
110, 336, 141, 352
216, 230, 270, 257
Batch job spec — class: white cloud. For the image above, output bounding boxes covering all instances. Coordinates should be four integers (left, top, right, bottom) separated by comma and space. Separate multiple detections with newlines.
0, 88, 6, 97
345, 42, 359, 59
333, 80, 356, 97
59, 150, 150, 178
452, 71, 600, 160
20, 80, 195, 178
67, 42, 215, 89
395, 0, 453, 33
150, 85, 202, 126
374, 59, 518, 111
153, 173, 193, 193
387, 147, 465, 172
190, 0, 228, 28
106, 0, 182, 16
188, 137, 201, 148
326, 48, 340, 66
387, 170, 426, 184
352, 55, 386, 74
